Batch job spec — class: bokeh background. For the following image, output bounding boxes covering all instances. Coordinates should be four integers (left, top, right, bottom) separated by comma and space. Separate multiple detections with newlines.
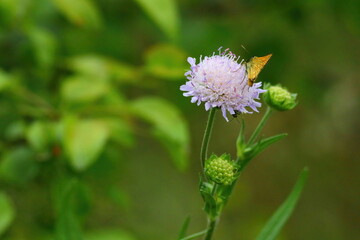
0, 0, 359, 239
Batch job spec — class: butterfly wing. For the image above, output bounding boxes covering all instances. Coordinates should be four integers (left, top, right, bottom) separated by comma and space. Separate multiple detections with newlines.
246, 54, 272, 86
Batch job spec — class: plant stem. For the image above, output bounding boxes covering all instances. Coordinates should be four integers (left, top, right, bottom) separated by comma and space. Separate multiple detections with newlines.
200, 108, 217, 169
203, 218, 218, 240
247, 106, 273, 145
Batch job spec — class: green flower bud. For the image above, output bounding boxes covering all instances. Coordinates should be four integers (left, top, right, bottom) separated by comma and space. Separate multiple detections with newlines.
205, 155, 235, 185
263, 84, 297, 111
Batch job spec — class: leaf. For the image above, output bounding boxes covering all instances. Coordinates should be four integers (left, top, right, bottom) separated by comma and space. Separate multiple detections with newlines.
199, 182, 217, 218
0, 147, 39, 184
144, 44, 187, 80
26, 27, 56, 69
179, 229, 208, 240
52, 0, 102, 29
67, 55, 139, 83
132, 0, 179, 39
246, 133, 288, 160
55, 178, 83, 240
61, 76, 109, 103
26, 121, 52, 150
105, 119, 135, 148
256, 168, 309, 240
63, 116, 109, 171
236, 119, 246, 160
131, 97, 190, 171
85, 229, 136, 240
0, 192, 15, 236
0, 70, 12, 91
177, 215, 191, 240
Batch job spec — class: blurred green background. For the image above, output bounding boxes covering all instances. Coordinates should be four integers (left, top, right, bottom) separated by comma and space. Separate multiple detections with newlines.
0, 0, 359, 239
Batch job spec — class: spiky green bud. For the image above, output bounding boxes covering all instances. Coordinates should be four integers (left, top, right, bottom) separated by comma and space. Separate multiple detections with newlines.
263, 84, 297, 111
205, 155, 235, 185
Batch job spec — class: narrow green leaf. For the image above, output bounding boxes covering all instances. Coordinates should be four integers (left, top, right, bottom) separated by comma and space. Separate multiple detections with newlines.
131, 97, 190, 171
52, 0, 102, 28
177, 215, 191, 240
133, 0, 179, 39
55, 179, 83, 240
256, 168, 309, 240
247, 133, 288, 160
179, 229, 208, 240
0, 192, 15, 236
63, 117, 109, 171
236, 119, 246, 160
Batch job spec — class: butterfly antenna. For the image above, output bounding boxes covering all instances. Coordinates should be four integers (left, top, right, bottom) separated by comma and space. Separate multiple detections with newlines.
241, 45, 249, 53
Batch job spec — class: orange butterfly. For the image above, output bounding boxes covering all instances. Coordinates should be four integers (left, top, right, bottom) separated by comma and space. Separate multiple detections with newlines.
246, 54, 272, 86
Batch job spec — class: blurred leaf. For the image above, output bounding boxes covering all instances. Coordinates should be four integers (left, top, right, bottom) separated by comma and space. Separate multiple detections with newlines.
105, 119, 134, 148
63, 116, 109, 171
256, 168, 309, 240
0, 192, 15, 237
144, 44, 187, 80
0, 0, 25, 21
26, 121, 53, 150
26, 27, 56, 69
131, 97, 189, 170
85, 229, 136, 240
52, 0, 102, 28
4, 121, 26, 141
55, 178, 83, 240
133, 0, 179, 39
67, 55, 108, 79
177, 215, 191, 240
0, 147, 39, 184
61, 76, 109, 103
67, 55, 139, 83
0, 70, 12, 91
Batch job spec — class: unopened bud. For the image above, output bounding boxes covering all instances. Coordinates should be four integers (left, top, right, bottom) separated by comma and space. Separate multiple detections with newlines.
205, 155, 235, 185
263, 84, 297, 111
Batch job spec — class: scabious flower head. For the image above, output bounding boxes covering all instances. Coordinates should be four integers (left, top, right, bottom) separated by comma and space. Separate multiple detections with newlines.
180, 47, 266, 121
205, 154, 236, 185
263, 84, 297, 111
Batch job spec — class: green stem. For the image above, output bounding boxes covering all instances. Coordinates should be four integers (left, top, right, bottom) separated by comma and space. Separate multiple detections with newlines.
203, 218, 218, 240
247, 106, 273, 145
200, 108, 217, 169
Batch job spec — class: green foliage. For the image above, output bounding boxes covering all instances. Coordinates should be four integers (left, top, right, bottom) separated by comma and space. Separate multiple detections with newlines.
52, 0, 102, 28
61, 76, 110, 103
0, 147, 39, 184
144, 44, 187, 80
54, 178, 84, 240
131, 97, 190, 171
63, 117, 109, 171
132, 0, 179, 39
0, 192, 15, 237
177, 215, 191, 240
256, 168, 309, 240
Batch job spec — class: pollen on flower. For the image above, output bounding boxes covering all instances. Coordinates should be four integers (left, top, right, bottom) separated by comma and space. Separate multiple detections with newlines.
180, 47, 266, 121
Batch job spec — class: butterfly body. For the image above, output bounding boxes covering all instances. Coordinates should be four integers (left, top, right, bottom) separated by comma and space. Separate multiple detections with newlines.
246, 54, 272, 86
